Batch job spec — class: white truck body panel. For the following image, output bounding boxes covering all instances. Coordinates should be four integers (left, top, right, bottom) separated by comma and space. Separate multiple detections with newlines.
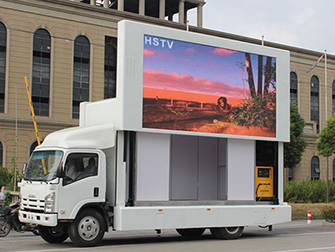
114, 204, 291, 231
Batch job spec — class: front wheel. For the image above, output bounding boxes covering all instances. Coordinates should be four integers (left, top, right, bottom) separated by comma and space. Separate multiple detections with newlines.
38, 225, 68, 243
210, 226, 244, 239
32, 229, 40, 235
0, 221, 11, 237
68, 209, 105, 247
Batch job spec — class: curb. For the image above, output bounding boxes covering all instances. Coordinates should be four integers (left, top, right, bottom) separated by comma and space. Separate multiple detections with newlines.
320, 221, 335, 227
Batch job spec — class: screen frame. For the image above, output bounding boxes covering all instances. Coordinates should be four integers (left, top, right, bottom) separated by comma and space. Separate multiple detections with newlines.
117, 20, 290, 142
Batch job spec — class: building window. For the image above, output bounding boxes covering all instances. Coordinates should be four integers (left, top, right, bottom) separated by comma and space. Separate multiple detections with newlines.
104, 36, 117, 99
332, 80, 335, 115
310, 75, 319, 133
73, 35, 90, 119
290, 72, 298, 105
32, 29, 51, 117
0, 141, 3, 167
311, 156, 320, 180
0, 22, 6, 113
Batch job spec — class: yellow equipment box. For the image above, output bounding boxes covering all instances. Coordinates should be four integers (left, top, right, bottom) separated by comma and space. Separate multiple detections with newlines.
255, 166, 273, 199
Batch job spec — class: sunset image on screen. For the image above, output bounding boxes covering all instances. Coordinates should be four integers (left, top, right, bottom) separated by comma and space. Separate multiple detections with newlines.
142, 35, 276, 138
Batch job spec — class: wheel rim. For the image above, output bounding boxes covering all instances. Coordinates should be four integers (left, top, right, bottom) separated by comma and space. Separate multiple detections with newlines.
78, 216, 100, 241
0, 222, 10, 236
225, 227, 240, 234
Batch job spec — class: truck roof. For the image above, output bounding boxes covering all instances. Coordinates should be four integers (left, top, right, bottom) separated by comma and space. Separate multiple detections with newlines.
37, 124, 115, 150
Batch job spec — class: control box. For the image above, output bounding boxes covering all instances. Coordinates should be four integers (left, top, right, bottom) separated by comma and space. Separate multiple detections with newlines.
255, 166, 274, 200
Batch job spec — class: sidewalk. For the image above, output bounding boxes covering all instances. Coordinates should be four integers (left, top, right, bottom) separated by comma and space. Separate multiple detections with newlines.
276, 218, 325, 227
243, 219, 327, 232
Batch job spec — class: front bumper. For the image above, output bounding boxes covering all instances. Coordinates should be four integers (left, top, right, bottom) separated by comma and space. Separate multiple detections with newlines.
19, 210, 58, 227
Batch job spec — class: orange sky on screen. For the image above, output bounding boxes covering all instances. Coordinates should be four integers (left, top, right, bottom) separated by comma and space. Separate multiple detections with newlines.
143, 87, 244, 106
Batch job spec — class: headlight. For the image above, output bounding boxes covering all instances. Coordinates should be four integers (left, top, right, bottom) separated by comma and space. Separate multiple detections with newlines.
44, 192, 55, 213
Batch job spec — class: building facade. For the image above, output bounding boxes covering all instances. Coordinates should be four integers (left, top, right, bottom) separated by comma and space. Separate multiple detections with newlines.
0, 0, 333, 182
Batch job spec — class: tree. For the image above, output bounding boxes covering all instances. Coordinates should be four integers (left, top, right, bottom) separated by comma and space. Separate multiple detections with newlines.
229, 92, 276, 129
316, 113, 335, 203
245, 53, 256, 98
316, 114, 335, 157
257, 55, 263, 96
0, 166, 12, 188
263, 57, 273, 94
284, 104, 308, 169
236, 62, 247, 99
244, 54, 275, 99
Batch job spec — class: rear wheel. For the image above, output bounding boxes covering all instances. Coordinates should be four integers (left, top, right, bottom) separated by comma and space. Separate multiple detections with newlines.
68, 209, 105, 247
176, 228, 206, 237
38, 225, 68, 243
0, 221, 11, 237
210, 226, 244, 239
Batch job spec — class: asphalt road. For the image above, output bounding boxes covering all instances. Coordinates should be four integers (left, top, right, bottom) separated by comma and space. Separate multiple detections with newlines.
1, 219, 335, 252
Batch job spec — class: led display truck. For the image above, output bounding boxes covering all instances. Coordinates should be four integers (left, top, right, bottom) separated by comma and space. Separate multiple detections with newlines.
19, 20, 291, 247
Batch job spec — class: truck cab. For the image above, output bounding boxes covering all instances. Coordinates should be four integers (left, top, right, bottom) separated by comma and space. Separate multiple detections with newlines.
20, 125, 114, 246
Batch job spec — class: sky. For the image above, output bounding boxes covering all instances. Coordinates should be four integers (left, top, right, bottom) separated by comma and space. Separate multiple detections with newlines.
143, 35, 275, 98
187, 0, 334, 55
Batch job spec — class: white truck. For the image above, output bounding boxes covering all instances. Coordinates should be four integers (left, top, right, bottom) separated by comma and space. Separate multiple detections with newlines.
19, 20, 291, 247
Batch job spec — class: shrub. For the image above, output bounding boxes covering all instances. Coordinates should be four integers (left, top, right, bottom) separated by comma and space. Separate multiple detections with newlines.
321, 205, 335, 222
284, 179, 329, 203
229, 92, 276, 129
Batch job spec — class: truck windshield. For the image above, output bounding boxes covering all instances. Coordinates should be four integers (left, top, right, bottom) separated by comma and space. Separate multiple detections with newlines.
24, 151, 63, 182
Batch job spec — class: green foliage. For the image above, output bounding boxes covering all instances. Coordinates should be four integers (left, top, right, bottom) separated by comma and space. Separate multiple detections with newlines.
8, 142, 19, 191
284, 179, 335, 203
316, 114, 335, 157
0, 166, 12, 188
321, 205, 335, 222
4, 192, 11, 207
229, 92, 276, 129
284, 104, 308, 169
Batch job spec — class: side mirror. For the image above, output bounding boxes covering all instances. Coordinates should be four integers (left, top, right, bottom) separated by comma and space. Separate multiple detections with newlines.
22, 163, 27, 175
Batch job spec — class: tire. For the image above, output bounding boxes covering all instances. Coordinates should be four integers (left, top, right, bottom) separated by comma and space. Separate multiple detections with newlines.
0, 221, 11, 237
176, 228, 206, 237
68, 209, 105, 247
32, 229, 40, 236
210, 226, 244, 239
38, 225, 69, 243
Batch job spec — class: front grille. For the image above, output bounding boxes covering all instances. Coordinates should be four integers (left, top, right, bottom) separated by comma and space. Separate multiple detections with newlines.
22, 198, 45, 213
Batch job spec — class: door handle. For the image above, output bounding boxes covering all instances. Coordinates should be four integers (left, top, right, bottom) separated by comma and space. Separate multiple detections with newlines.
94, 187, 99, 197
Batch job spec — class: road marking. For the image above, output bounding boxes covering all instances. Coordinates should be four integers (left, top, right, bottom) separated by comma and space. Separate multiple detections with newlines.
273, 246, 335, 252
11, 244, 135, 252
277, 231, 335, 237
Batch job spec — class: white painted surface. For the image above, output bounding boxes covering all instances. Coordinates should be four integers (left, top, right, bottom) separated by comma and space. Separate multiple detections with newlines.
170, 135, 198, 200
114, 204, 291, 231
227, 138, 255, 201
136, 132, 170, 201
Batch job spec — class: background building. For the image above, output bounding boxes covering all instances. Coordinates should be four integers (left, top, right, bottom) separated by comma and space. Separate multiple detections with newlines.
0, 0, 333, 182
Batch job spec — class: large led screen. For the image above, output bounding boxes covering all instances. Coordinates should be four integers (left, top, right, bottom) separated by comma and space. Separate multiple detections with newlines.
143, 35, 277, 138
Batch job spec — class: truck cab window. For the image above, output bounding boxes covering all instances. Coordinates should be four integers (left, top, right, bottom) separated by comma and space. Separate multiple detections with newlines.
63, 153, 98, 185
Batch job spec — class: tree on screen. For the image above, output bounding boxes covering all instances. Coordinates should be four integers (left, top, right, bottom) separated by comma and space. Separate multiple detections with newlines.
244, 54, 275, 98
245, 53, 256, 98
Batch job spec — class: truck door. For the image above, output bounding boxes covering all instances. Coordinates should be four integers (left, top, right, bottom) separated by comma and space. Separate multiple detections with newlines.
58, 151, 106, 219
